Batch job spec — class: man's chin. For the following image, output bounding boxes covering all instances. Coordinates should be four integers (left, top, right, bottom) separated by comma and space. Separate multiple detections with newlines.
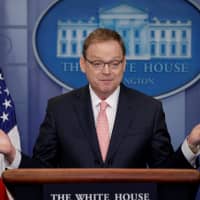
99, 87, 115, 97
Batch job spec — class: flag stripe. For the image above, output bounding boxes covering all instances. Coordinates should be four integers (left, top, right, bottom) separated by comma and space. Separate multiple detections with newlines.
0, 179, 9, 200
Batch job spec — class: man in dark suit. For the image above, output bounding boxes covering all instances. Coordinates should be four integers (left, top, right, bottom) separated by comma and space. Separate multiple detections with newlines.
19, 84, 196, 169
0, 28, 200, 199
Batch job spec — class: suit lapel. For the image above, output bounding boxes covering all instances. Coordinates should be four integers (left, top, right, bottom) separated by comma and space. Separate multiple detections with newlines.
106, 85, 134, 163
73, 85, 103, 163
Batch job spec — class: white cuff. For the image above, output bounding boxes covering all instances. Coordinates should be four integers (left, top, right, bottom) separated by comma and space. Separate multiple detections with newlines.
181, 138, 200, 167
6, 149, 21, 169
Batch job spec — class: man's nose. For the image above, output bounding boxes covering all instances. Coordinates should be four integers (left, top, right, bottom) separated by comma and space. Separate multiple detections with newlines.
102, 64, 111, 74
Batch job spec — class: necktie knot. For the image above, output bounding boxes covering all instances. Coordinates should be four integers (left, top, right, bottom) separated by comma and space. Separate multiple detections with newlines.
99, 101, 108, 111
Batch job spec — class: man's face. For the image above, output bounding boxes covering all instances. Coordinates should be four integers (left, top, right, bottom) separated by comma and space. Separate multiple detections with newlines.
80, 40, 126, 99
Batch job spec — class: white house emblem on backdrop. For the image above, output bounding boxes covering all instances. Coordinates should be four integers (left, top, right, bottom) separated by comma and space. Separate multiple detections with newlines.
57, 5, 191, 60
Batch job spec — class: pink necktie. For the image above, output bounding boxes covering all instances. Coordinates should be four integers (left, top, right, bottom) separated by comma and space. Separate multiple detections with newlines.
96, 101, 110, 161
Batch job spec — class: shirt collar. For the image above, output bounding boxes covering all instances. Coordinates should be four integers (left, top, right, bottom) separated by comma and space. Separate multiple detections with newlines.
89, 85, 120, 108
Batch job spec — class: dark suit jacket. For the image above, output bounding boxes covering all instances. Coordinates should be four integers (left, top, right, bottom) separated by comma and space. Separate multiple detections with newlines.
20, 84, 192, 169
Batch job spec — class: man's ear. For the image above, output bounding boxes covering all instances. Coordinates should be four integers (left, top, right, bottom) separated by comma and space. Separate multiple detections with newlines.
80, 56, 86, 73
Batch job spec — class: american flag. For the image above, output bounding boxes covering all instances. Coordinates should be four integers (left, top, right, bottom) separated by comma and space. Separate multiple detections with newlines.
0, 69, 21, 200
0, 71, 17, 134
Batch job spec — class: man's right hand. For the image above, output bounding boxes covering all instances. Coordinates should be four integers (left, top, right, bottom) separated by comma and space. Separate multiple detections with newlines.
0, 129, 16, 164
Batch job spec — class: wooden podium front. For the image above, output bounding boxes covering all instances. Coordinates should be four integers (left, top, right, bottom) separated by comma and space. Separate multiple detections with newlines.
2, 169, 200, 200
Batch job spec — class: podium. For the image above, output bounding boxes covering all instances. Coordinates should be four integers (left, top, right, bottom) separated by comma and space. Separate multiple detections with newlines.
2, 169, 200, 200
